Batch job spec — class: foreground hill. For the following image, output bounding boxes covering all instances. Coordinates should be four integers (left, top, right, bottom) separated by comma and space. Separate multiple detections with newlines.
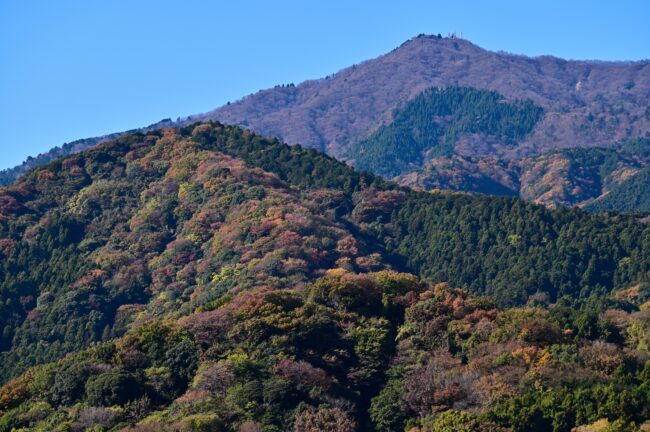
3, 36, 649, 212
1, 123, 650, 430
1, 270, 649, 431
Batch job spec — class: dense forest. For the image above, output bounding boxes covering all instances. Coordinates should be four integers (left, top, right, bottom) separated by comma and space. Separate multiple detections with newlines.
586, 168, 650, 213
389, 193, 650, 305
2, 270, 649, 431
1, 122, 650, 430
347, 86, 543, 178
585, 138, 650, 213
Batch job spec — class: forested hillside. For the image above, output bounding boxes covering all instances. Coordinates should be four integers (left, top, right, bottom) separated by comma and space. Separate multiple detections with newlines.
396, 136, 650, 210
347, 86, 543, 178
586, 168, 650, 213
1, 123, 650, 430
2, 270, 650, 431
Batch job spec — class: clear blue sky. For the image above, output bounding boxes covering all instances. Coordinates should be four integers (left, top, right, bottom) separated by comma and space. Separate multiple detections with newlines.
1, 0, 648, 170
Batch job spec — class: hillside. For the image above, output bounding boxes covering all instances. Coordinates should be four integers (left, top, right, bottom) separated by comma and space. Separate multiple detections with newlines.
0, 119, 175, 186
346, 85, 650, 209
2, 271, 649, 432
2, 35, 649, 213
346, 86, 544, 178
586, 167, 650, 212
1, 123, 650, 430
399, 142, 650, 209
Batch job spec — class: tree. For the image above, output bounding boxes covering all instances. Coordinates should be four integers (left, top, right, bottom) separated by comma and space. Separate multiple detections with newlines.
85, 370, 142, 406
293, 406, 356, 432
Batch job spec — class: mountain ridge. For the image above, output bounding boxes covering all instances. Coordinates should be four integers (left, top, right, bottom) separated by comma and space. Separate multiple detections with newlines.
206, 35, 650, 158
2, 35, 649, 212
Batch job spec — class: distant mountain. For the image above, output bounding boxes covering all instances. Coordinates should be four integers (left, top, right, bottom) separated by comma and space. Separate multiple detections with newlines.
208, 35, 649, 159
2, 35, 649, 211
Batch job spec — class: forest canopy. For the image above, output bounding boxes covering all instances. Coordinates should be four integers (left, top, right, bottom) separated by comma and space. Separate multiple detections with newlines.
0, 122, 649, 431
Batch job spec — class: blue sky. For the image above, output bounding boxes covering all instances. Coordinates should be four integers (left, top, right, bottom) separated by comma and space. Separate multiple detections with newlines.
1, 0, 649, 170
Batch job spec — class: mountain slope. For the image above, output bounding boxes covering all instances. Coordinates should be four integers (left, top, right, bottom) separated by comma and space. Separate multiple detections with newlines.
0, 123, 389, 382
347, 86, 543, 178
2, 122, 650, 384
2, 270, 649, 431
586, 167, 650, 212
0, 119, 176, 186
208, 35, 649, 159
400, 144, 650, 208
1, 123, 650, 430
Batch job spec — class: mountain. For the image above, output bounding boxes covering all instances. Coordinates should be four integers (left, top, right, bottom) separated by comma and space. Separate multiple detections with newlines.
208, 35, 649, 159
1, 123, 650, 430
3, 35, 649, 212
346, 84, 650, 209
